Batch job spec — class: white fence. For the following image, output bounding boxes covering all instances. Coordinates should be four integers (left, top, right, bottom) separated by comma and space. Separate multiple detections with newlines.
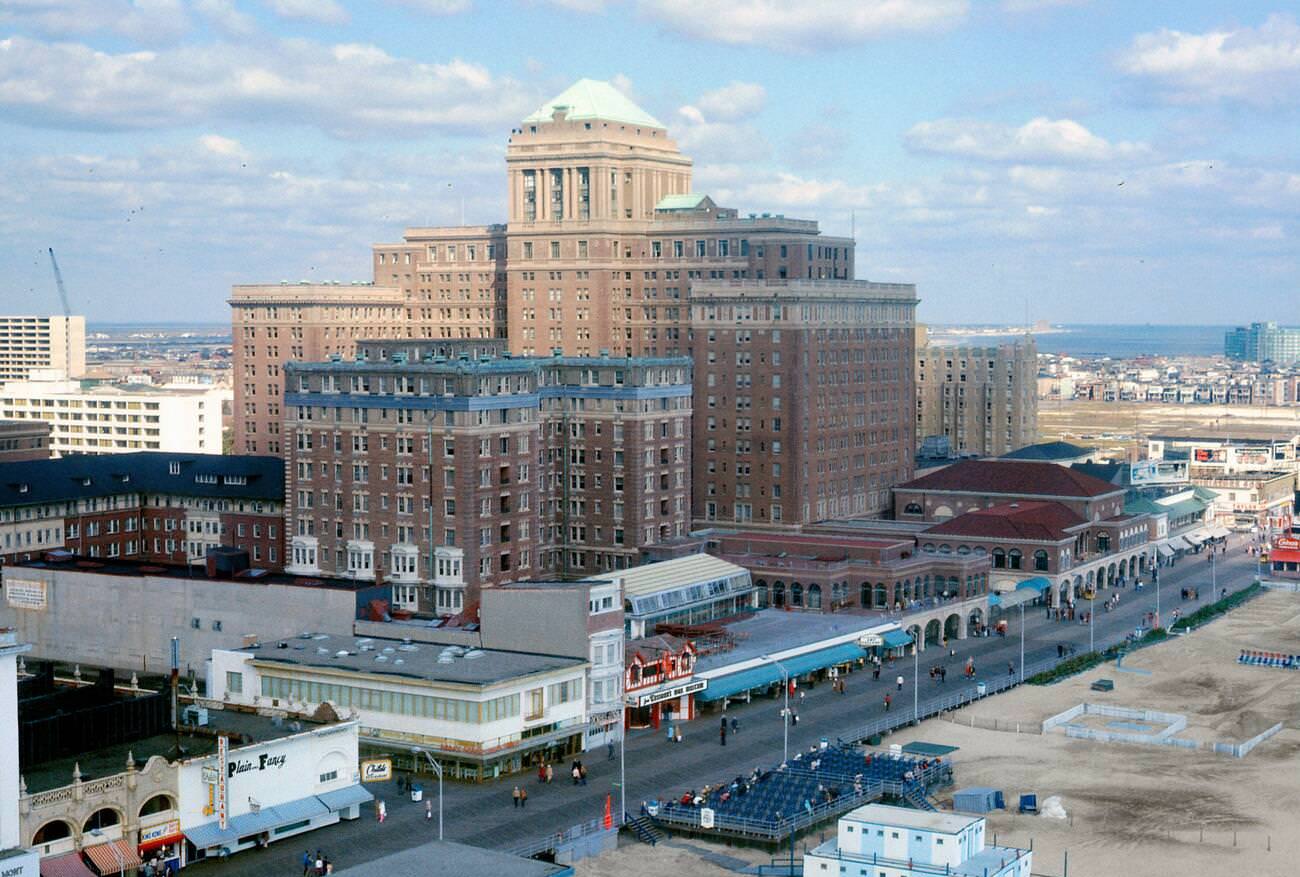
1044, 702, 1282, 758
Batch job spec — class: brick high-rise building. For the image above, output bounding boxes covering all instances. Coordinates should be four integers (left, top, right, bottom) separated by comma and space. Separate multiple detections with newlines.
233, 80, 853, 454
690, 280, 918, 528
282, 339, 690, 615
915, 332, 1038, 458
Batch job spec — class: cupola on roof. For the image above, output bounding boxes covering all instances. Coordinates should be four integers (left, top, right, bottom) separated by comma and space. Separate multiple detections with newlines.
523, 78, 665, 129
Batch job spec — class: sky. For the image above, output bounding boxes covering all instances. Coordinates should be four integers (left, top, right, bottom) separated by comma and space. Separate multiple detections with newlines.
0, 0, 1297, 327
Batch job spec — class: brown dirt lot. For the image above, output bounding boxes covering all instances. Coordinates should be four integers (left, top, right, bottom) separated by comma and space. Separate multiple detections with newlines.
577, 591, 1300, 877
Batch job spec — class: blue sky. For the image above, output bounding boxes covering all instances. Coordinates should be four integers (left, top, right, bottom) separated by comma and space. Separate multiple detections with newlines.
0, 0, 1296, 326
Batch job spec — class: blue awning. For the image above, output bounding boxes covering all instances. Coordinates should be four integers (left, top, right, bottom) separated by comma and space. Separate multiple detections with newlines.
316, 784, 373, 811
1017, 577, 1052, 593
696, 642, 869, 702
184, 794, 330, 850
880, 629, 914, 649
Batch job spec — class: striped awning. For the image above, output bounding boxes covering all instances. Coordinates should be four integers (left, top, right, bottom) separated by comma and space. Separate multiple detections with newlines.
83, 840, 141, 876
39, 853, 96, 877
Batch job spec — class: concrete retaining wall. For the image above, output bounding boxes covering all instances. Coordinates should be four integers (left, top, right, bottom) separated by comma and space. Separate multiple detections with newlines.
1046, 702, 1282, 758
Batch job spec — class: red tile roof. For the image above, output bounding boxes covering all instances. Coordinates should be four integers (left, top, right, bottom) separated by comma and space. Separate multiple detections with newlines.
923, 501, 1086, 542
899, 459, 1122, 499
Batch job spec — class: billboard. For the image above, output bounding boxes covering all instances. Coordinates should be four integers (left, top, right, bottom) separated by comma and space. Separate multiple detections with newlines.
1131, 460, 1188, 487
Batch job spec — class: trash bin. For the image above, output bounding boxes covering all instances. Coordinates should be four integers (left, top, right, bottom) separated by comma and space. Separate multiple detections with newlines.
820, 736, 829, 749
867, 734, 882, 746
410, 785, 423, 803
976, 681, 987, 696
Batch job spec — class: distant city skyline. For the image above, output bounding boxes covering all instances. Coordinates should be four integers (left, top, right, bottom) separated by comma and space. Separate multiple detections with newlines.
0, 1, 1295, 324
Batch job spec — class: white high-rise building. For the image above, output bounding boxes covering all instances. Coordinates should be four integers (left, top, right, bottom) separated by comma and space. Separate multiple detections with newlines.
0, 316, 85, 384
0, 373, 230, 456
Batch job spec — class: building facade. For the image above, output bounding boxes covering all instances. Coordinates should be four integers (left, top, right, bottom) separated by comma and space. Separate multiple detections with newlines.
0, 420, 52, 462
894, 459, 1129, 524
281, 340, 691, 611
690, 280, 917, 527
0, 453, 283, 569
0, 316, 85, 384
0, 374, 229, 456
916, 333, 1038, 458
232, 80, 860, 456
210, 635, 589, 782
1225, 322, 1300, 364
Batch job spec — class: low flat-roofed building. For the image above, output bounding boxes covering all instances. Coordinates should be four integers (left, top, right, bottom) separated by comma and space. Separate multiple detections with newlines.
1, 554, 387, 673
209, 633, 589, 782
585, 554, 753, 639
334, 839, 574, 877
805, 803, 1031, 877
0, 420, 51, 462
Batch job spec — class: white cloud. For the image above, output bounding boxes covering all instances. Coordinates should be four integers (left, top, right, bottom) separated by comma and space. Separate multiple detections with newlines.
386, 0, 471, 14
0, 0, 190, 44
265, 0, 350, 25
195, 0, 257, 37
1001, 0, 1087, 12
694, 81, 766, 121
0, 35, 534, 138
1118, 13, 1300, 105
636, 0, 968, 52
198, 134, 250, 159
904, 117, 1149, 163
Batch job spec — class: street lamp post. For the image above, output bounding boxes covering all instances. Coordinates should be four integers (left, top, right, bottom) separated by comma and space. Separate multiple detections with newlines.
765, 655, 790, 766
1089, 588, 1095, 654
1019, 602, 1026, 683
912, 635, 919, 724
412, 748, 444, 840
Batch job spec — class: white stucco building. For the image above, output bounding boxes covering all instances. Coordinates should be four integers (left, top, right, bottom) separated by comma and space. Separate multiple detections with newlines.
0, 373, 230, 456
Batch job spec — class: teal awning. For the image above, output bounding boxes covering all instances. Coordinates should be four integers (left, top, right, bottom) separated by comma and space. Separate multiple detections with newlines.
696, 642, 868, 702
880, 629, 914, 649
990, 589, 1038, 609
1017, 577, 1052, 593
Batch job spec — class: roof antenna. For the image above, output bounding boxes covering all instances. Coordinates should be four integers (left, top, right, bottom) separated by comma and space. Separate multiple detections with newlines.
850, 209, 856, 242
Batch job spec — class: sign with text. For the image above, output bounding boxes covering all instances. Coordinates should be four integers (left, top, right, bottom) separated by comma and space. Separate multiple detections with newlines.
5, 578, 46, 610
216, 735, 228, 830
138, 819, 182, 850
630, 678, 706, 708
699, 808, 715, 829
360, 758, 392, 783
858, 634, 884, 648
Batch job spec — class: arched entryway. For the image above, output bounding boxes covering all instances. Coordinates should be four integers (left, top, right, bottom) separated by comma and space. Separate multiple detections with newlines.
944, 613, 961, 642
906, 624, 922, 650
924, 618, 942, 646
773, 581, 785, 607
807, 583, 822, 610
967, 607, 984, 636
791, 583, 804, 607
755, 580, 769, 609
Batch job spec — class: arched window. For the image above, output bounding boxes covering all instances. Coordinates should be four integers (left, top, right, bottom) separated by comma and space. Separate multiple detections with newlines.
1034, 550, 1049, 572
1008, 549, 1023, 570
992, 548, 1007, 569
33, 822, 73, 846
938, 544, 952, 555
903, 502, 923, 515
773, 581, 785, 607
84, 809, 121, 832
791, 583, 804, 607
139, 795, 176, 818
957, 545, 970, 555
807, 584, 822, 609
1097, 533, 1111, 553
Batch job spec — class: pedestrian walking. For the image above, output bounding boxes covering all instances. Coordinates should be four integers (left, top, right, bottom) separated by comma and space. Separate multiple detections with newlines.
314, 851, 323, 877
730, 717, 739, 734
512, 785, 521, 808
896, 675, 904, 691
519, 787, 528, 808
376, 799, 386, 823
572, 763, 582, 785
884, 694, 891, 712
1008, 662, 1015, 677
720, 724, 727, 746
607, 741, 615, 761
302, 851, 313, 877
425, 799, 432, 821
545, 763, 554, 784
872, 666, 880, 681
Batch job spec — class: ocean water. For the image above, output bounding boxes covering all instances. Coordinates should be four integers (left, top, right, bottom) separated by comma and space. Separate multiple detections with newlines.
934, 324, 1229, 359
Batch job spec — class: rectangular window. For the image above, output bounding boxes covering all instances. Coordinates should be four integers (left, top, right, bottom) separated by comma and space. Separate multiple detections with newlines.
225, 671, 243, 695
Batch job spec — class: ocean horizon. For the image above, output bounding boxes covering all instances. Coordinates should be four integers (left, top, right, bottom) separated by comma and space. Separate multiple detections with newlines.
931, 323, 1230, 359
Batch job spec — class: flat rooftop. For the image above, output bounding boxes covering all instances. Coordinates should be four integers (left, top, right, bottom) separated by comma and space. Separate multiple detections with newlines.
334, 840, 569, 877
693, 609, 891, 675
13, 555, 379, 592
22, 706, 330, 794
844, 803, 981, 833
240, 633, 586, 687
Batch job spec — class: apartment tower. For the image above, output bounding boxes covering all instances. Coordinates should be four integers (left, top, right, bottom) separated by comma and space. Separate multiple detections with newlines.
915, 332, 1038, 458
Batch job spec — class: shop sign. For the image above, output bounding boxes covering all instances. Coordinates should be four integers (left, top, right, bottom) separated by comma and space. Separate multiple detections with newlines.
700, 808, 715, 829
216, 736, 228, 830
360, 758, 392, 783
5, 579, 46, 610
1276, 537, 1300, 551
228, 751, 287, 778
0, 849, 39, 877
858, 634, 883, 648
630, 678, 706, 707
139, 820, 182, 849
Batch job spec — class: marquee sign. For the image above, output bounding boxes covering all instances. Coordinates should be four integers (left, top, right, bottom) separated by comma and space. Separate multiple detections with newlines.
629, 678, 706, 708
216, 735, 229, 831
360, 758, 392, 783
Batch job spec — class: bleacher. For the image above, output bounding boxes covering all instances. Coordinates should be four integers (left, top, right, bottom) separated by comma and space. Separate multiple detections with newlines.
649, 744, 951, 841
1238, 650, 1300, 669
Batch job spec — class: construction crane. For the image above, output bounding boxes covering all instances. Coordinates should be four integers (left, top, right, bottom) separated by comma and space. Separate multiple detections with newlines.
47, 247, 72, 379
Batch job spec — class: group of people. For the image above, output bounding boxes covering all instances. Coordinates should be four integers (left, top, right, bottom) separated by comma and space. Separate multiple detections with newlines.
301, 850, 333, 877
719, 715, 739, 745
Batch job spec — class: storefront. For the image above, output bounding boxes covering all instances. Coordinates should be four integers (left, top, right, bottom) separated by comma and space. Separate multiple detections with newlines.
178, 722, 371, 862
623, 636, 701, 729
136, 818, 183, 873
